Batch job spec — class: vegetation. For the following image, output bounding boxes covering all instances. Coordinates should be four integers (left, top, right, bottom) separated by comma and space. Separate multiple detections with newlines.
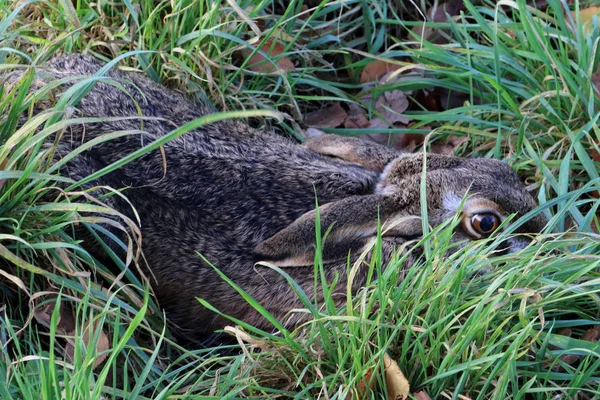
1, 0, 599, 398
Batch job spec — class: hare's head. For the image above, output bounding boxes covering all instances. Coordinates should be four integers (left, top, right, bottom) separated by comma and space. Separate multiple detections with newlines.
255, 138, 546, 267
375, 153, 547, 252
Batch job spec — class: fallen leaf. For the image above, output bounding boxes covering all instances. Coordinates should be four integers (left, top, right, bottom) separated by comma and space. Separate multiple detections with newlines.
430, 0, 465, 22
366, 90, 411, 130
0, 159, 8, 189
64, 320, 110, 369
304, 103, 347, 128
296, 4, 309, 20
593, 146, 600, 162
582, 326, 600, 342
429, 134, 468, 156
224, 325, 268, 349
243, 39, 295, 73
344, 113, 370, 129
349, 369, 375, 400
592, 70, 600, 96
411, 0, 465, 43
34, 303, 75, 332
588, 140, 600, 198
361, 60, 402, 84
414, 89, 440, 112
34, 302, 109, 369
383, 353, 410, 400
549, 326, 600, 370
413, 390, 433, 400
397, 133, 427, 152
361, 133, 424, 152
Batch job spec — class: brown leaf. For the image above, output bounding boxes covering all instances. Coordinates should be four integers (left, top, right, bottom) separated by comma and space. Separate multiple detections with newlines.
414, 90, 440, 112
0, 159, 8, 189
592, 70, 600, 96
589, 140, 600, 198
411, 0, 465, 43
550, 326, 600, 370
429, 134, 468, 156
396, 134, 426, 152
430, 0, 465, 22
304, 103, 347, 128
64, 321, 110, 369
34, 303, 75, 332
592, 147, 600, 162
350, 369, 375, 400
413, 390, 433, 400
360, 60, 402, 84
582, 326, 600, 342
243, 39, 295, 73
34, 302, 109, 369
383, 353, 410, 400
367, 90, 411, 129
344, 113, 370, 129
360, 133, 425, 152
297, 4, 309, 20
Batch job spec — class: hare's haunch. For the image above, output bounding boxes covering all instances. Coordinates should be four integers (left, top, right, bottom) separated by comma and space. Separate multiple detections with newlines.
5, 55, 546, 339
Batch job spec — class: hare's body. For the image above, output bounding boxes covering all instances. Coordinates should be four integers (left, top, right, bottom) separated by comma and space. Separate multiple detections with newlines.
6, 55, 546, 338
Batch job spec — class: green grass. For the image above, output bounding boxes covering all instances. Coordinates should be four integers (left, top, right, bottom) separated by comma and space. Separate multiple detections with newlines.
1, 0, 600, 398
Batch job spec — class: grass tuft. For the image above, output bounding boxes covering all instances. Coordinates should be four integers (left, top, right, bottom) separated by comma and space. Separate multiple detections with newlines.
1, 0, 599, 398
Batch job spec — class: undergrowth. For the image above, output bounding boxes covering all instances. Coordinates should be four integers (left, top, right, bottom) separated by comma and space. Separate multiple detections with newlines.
1, 0, 599, 398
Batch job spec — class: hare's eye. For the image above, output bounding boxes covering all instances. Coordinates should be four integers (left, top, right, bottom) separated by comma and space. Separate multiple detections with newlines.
470, 214, 500, 236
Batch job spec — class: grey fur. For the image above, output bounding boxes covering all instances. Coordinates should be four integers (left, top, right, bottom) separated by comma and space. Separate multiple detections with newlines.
4, 55, 546, 339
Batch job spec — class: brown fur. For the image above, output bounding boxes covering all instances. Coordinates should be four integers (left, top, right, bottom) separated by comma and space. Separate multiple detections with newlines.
3, 55, 546, 340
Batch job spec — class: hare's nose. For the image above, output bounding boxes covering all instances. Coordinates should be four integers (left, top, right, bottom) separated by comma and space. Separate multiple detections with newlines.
493, 235, 533, 255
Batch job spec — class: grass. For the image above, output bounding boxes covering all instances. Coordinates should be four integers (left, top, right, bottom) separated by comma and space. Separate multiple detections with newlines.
1, 0, 600, 398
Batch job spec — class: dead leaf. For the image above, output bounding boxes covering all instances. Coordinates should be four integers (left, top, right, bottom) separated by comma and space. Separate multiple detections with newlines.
304, 103, 347, 128
548, 326, 600, 370
588, 140, 600, 198
582, 326, 600, 342
592, 70, 600, 96
411, 0, 465, 43
593, 146, 600, 163
415, 90, 440, 112
383, 353, 410, 400
591, 138, 600, 178
34, 303, 75, 332
413, 390, 433, 400
361, 60, 402, 84
224, 325, 268, 349
64, 321, 110, 369
243, 39, 295, 73
297, 4, 309, 20
349, 369, 375, 400
0, 159, 8, 189
429, 135, 468, 156
344, 113, 370, 129
34, 302, 109, 369
366, 90, 411, 130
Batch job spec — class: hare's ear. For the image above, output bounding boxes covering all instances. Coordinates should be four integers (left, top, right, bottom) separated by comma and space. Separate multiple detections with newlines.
254, 195, 413, 266
305, 134, 401, 172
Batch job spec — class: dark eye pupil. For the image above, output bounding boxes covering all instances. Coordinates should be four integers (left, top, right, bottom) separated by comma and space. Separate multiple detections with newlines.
479, 216, 496, 232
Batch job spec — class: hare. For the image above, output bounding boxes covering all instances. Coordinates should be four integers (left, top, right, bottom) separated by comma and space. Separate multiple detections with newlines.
4, 54, 546, 339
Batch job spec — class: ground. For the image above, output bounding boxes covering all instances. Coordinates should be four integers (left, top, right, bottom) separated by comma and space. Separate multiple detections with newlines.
1, 0, 600, 399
